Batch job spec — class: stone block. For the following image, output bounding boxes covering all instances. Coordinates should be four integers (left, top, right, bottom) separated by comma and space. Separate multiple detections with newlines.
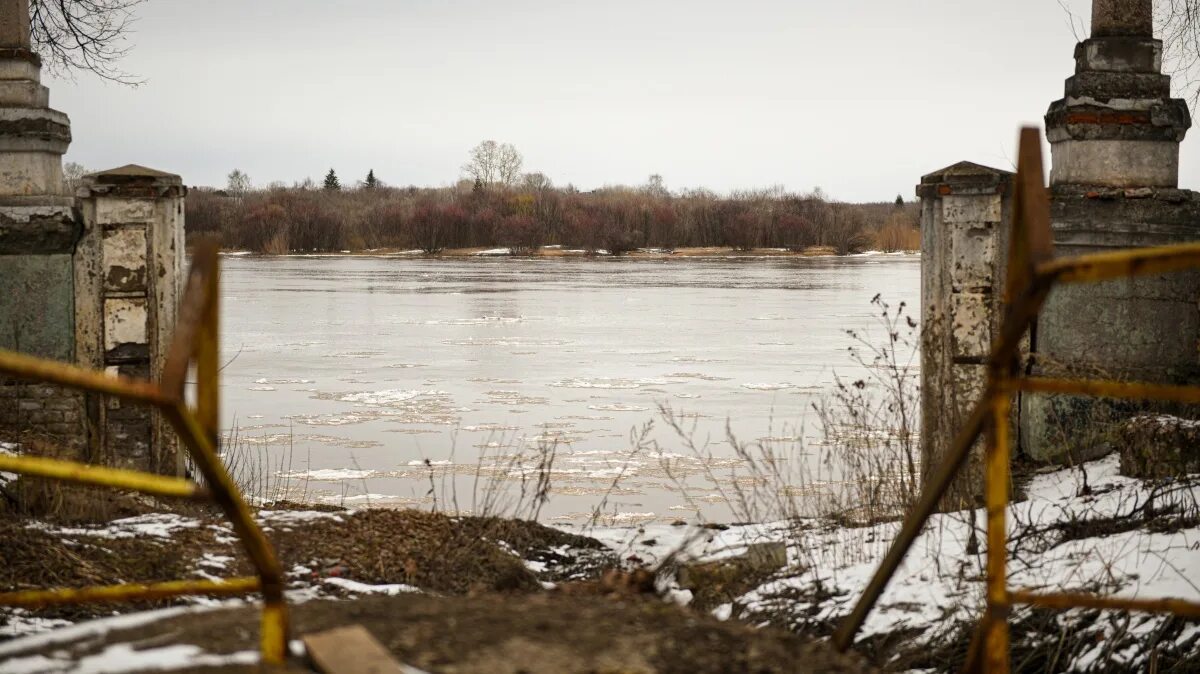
1049, 139, 1179, 187
0, 253, 74, 360
0, 79, 48, 107
103, 297, 148, 352
950, 293, 992, 360
1075, 37, 1161, 74
96, 198, 155, 225
102, 226, 147, 292
942, 195, 1002, 225
950, 225, 995, 290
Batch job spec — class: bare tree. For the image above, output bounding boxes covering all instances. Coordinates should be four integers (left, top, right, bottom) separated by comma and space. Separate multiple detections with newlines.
27, 0, 145, 84
62, 160, 89, 192
1157, 0, 1200, 108
226, 169, 252, 196
462, 140, 523, 187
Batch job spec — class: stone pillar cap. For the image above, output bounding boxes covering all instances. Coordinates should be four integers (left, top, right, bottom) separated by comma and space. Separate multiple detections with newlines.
917, 161, 1013, 198
84, 164, 183, 184
81, 164, 185, 198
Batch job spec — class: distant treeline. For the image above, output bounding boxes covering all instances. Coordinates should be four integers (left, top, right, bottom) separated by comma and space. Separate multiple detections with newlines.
186, 180, 920, 255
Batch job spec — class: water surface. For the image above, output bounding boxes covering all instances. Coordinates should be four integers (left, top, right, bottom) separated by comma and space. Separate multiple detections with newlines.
219, 254, 920, 522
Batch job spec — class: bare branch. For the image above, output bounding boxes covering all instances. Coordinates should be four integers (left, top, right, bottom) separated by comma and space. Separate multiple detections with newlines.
28, 0, 145, 85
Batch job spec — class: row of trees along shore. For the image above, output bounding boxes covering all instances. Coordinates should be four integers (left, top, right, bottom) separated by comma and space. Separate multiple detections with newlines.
186, 142, 920, 256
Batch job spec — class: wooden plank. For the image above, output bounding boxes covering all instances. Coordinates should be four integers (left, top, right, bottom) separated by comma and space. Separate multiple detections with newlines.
303, 625, 413, 674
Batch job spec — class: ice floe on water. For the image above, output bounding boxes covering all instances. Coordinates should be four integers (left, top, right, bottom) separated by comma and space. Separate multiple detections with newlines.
549, 377, 672, 389
741, 382, 795, 391
280, 468, 378, 481
666, 371, 731, 381
419, 316, 528, 326
587, 403, 650, 412
247, 385, 276, 391
335, 389, 446, 405
483, 390, 549, 406
254, 378, 315, 385
442, 337, 567, 347
460, 423, 521, 432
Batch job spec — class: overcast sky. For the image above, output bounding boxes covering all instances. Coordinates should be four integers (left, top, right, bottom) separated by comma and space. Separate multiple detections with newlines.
45, 0, 1200, 201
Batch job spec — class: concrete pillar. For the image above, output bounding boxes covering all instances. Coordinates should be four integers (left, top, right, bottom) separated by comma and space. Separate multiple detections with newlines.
918, 162, 1012, 506
1092, 0, 1152, 37
1023, 0, 1200, 462
0, 0, 85, 451
77, 166, 187, 474
1046, 0, 1187, 188
0, 0, 31, 50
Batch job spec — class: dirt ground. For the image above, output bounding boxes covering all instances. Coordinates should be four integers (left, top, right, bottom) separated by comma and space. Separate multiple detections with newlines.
0, 494, 873, 672
3, 593, 875, 674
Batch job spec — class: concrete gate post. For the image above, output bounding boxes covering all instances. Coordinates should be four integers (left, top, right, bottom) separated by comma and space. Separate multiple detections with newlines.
1023, 0, 1200, 462
918, 163, 1013, 505
77, 167, 187, 474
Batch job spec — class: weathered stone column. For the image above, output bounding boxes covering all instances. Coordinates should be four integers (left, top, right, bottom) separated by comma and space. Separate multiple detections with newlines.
77, 166, 186, 474
1022, 0, 1200, 462
0, 0, 86, 450
1092, 0, 1152, 36
1046, 0, 1188, 187
918, 162, 1012, 505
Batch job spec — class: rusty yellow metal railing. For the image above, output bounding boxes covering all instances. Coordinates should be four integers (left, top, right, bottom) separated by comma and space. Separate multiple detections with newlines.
831, 127, 1200, 672
0, 241, 289, 665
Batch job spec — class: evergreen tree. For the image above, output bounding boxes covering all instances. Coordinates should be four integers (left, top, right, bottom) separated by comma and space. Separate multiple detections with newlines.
364, 169, 379, 189
894, 194, 904, 207
323, 169, 341, 191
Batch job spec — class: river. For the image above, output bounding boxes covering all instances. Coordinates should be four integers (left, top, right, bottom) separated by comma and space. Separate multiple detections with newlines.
218, 253, 920, 523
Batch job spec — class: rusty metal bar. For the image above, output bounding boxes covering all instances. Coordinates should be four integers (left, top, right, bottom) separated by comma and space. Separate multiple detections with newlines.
1036, 241, 1200, 286
0, 349, 174, 408
0, 454, 206, 500
1015, 376, 1200, 405
983, 386, 1012, 672
0, 577, 260, 608
160, 249, 215, 397
1010, 590, 1200, 618
195, 242, 220, 450
161, 401, 289, 664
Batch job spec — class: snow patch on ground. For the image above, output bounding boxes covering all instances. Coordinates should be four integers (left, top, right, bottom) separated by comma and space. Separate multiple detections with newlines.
3, 643, 259, 674
322, 577, 420, 596
27, 514, 200, 540
578, 453, 1200, 670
